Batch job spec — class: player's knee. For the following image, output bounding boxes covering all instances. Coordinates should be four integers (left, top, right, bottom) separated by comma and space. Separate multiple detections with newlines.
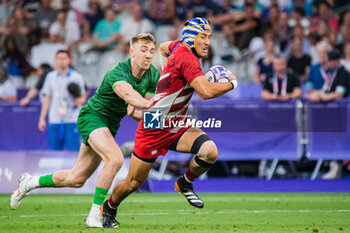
206, 143, 218, 163
105, 157, 124, 174
198, 141, 218, 163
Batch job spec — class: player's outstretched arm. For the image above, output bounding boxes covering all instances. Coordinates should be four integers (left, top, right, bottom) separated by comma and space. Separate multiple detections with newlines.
127, 94, 154, 121
114, 82, 152, 109
190, 72, 238, 100
127, 104, 139, 121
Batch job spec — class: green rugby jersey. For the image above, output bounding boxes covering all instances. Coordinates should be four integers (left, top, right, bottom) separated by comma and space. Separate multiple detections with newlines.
85, 58, 160, 119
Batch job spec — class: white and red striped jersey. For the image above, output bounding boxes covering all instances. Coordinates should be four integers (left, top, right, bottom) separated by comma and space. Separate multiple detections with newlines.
148, 40, 204, 133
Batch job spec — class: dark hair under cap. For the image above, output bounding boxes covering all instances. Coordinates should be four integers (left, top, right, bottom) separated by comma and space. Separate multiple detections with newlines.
328, 50, 341, 61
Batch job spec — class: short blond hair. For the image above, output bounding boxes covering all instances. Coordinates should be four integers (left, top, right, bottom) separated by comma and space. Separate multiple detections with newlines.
130, 33, 156, 48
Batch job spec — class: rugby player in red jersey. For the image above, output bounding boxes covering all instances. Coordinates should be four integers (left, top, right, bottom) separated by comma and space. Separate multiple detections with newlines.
101, 17, 238, 228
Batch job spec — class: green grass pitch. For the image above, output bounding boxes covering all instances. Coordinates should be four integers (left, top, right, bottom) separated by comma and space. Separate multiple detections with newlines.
1, 193, 349, 233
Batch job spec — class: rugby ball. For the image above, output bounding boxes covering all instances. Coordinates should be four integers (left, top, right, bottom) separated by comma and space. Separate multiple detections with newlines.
205, 65, 230, 83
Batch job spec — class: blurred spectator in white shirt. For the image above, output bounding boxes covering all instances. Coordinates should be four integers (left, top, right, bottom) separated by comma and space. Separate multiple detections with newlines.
71, 0, 90, 14
30, 29, 67, 69
61, 0, 83, 26
49, 10, 80, 47
308, 31, 322, 65
120, 4, 154, 47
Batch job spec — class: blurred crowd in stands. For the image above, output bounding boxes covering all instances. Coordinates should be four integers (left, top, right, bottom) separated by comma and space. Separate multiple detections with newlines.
0, 0, 348, 101
0, 0, 349, 96
0, 0, 348, 92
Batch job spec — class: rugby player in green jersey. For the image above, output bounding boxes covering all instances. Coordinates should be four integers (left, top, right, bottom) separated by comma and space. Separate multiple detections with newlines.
10, 33, 160, 228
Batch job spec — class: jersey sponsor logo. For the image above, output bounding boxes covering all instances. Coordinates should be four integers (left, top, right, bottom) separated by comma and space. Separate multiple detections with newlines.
143, 110, 162, 129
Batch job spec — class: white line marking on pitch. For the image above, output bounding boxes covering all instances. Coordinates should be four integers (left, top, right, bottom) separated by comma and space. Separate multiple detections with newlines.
1, 209, 350, 219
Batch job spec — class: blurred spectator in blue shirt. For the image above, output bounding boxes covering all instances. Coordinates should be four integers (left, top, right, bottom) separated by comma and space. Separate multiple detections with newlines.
92, 7, 122, 50
308, 50, 350, 102
306, 42, 331, 94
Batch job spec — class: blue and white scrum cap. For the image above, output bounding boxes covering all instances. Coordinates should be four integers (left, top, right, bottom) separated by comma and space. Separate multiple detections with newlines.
182, 17, 211, 49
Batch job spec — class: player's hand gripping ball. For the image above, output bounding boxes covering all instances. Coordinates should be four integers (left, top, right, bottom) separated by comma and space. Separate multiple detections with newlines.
205, 65, 230, 83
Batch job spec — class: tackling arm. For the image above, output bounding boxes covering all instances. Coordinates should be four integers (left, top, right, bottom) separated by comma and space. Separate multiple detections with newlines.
114, 82, 152, 109
127, 94, 154, 121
